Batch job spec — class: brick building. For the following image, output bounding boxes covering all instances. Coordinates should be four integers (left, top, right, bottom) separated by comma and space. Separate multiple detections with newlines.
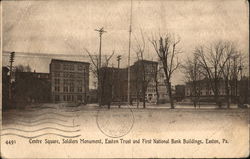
185, 78, 249, 103
131, 60, 158, 103
2, 67, 10, 109
50, 59, 90, 103
99, 60, 158, 104
13, 71, 51, 105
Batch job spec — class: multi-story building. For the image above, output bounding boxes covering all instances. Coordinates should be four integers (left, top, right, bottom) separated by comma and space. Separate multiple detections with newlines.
131, 60, 158, 103
99, 60, 158, 104
2, 67, 10, 109
50, 59, 90, 103
13, 71, 51, 105
184, 78, 249, 103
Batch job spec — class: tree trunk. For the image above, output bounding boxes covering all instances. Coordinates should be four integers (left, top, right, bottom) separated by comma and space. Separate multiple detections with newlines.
167, 81, 174, 109
143, 82, 146, 109
225, 80, 230, 108
155, 80, 159, 105
213, 80, 221, 108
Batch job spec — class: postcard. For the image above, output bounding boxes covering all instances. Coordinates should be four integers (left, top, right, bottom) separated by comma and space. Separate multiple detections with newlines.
1, 0, 249, 158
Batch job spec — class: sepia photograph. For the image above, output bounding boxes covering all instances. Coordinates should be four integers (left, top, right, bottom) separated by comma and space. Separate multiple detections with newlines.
1, 0, 249, 158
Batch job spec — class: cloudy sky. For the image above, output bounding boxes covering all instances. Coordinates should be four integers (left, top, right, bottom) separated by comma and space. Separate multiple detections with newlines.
2, 0, 249, 85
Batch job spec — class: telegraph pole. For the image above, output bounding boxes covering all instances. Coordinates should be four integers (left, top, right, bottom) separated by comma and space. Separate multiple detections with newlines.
117, 55, 122, 108
127, 0, 133, 105
95, 27, 106, 107
117, 55, 121, 68
9, 52, 15, 104
95, 27, 106, 70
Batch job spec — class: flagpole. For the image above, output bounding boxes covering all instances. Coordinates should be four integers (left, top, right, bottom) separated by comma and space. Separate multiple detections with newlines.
127, 0, 133, 104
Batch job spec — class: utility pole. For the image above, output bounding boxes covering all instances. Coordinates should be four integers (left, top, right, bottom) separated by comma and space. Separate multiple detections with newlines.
117, 55, 121, 108
95, 27, 106, 70
127, 0, 133, 105
117, 55, 121, 68
9, 52, 15, 105
95, 27, 106, 107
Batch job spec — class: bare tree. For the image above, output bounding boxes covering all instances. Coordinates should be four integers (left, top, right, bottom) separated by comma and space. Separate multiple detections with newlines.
218, 42, 239, 108
153, 63, 160, 105
195, 41, 235, 107
84, 48, 114, 107
181, 55, 202, 108
150, 33, 181, 109
15, 64, 32, 72
134, 30, 151, 108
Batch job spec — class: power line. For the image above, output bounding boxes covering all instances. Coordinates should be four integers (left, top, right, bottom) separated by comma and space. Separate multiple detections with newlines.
2, 51, 111, 58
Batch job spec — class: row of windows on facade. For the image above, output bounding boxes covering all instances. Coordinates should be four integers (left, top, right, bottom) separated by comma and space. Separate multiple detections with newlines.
54, 86, 83, 92
54, 95, 83, 101
147, 88, 156, 92
186, 90, 228, 96
54, 63, 86, 71
54, 79, 83, 86
53, 72, 86, 78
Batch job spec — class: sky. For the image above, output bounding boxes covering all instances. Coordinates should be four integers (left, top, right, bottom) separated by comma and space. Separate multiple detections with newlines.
2, 0, 249, 86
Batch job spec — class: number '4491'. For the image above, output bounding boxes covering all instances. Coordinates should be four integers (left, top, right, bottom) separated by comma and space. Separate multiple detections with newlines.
5, 140, 16, 145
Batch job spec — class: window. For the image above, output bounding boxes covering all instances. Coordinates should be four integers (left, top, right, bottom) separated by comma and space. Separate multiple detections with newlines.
69, 64, 74, 70
77, 95, 82, 101
63, 73, 69, 78
67, 95, 71, 101
55, 79, 60, 84
64, 86, 68, 92
64, 79, 69, 85
55, 64, 60, 70
55, 95, 60, 101
55, 86, 60, 92
78, 87, 82, 92
63, 64, 68, 70
77, 80, 82, 86
54, 72, 60, 77
77, 73, 83, 78
78, 64, 83, 71
63, 95, 66, 101
70, 87, 74, 92
69, 73, 74, 78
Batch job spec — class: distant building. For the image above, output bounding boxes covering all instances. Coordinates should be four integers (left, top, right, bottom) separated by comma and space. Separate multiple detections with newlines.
99, 60, 158, 104
14, 71, 51, 104
99, 67, 128, 105
131, 60, 158, 103
2, 67, 9, 109
174, 85, 185, 101
185, 78, 249, 103
88, 89, 98, 103
50, 59, 90, 103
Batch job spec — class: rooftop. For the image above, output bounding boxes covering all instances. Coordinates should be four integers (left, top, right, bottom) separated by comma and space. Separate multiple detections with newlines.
51, 59, 90, 65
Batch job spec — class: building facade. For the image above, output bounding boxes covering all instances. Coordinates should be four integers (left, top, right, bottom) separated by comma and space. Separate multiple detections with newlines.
184, 78, 249, 103
2, 67, 10, 109
50, 59, 90, 103
131, 60, 158, 103
99, 60, 158, 104
14, 71, 51, 104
